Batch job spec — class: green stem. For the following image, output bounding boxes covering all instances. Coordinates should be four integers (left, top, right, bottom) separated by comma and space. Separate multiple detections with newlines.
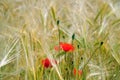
82, 43, 103, 70
57, 20, 60, 54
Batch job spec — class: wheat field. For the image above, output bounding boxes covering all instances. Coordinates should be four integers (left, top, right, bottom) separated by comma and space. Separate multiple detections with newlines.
0, 0, 120, 80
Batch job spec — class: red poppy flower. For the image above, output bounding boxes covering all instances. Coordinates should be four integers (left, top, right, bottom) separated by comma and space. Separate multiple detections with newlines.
73, 68, 82, 76
42, 58, 57, 68
54, 42, 74, 52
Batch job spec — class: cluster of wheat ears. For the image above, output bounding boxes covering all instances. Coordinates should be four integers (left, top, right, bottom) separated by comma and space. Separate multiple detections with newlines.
0, 0, 120, 80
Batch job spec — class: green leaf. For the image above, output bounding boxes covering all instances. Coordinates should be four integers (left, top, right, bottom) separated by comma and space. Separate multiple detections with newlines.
56, 51, 66, 58
94, 4, 108, 22
51, 7, 56, 21
111, 19, 120, 26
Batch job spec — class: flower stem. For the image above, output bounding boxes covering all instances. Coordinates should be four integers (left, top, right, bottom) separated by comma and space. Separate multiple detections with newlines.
57, 20, 60, 53
82, 42, 103, 70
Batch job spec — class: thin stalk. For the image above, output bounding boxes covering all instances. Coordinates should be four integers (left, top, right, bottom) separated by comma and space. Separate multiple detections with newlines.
57, 20, 61, 61
82, 42, 103, 70
82, 47, 100, 70
56, 20, 60, 48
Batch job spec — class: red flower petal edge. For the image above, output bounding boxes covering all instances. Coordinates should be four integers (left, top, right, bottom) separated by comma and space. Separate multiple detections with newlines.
78, 70, 82, 75
54, 42, 74, 52
42, 58, 57, 68
73, 68, 82, 76
73, 68, 77, 75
